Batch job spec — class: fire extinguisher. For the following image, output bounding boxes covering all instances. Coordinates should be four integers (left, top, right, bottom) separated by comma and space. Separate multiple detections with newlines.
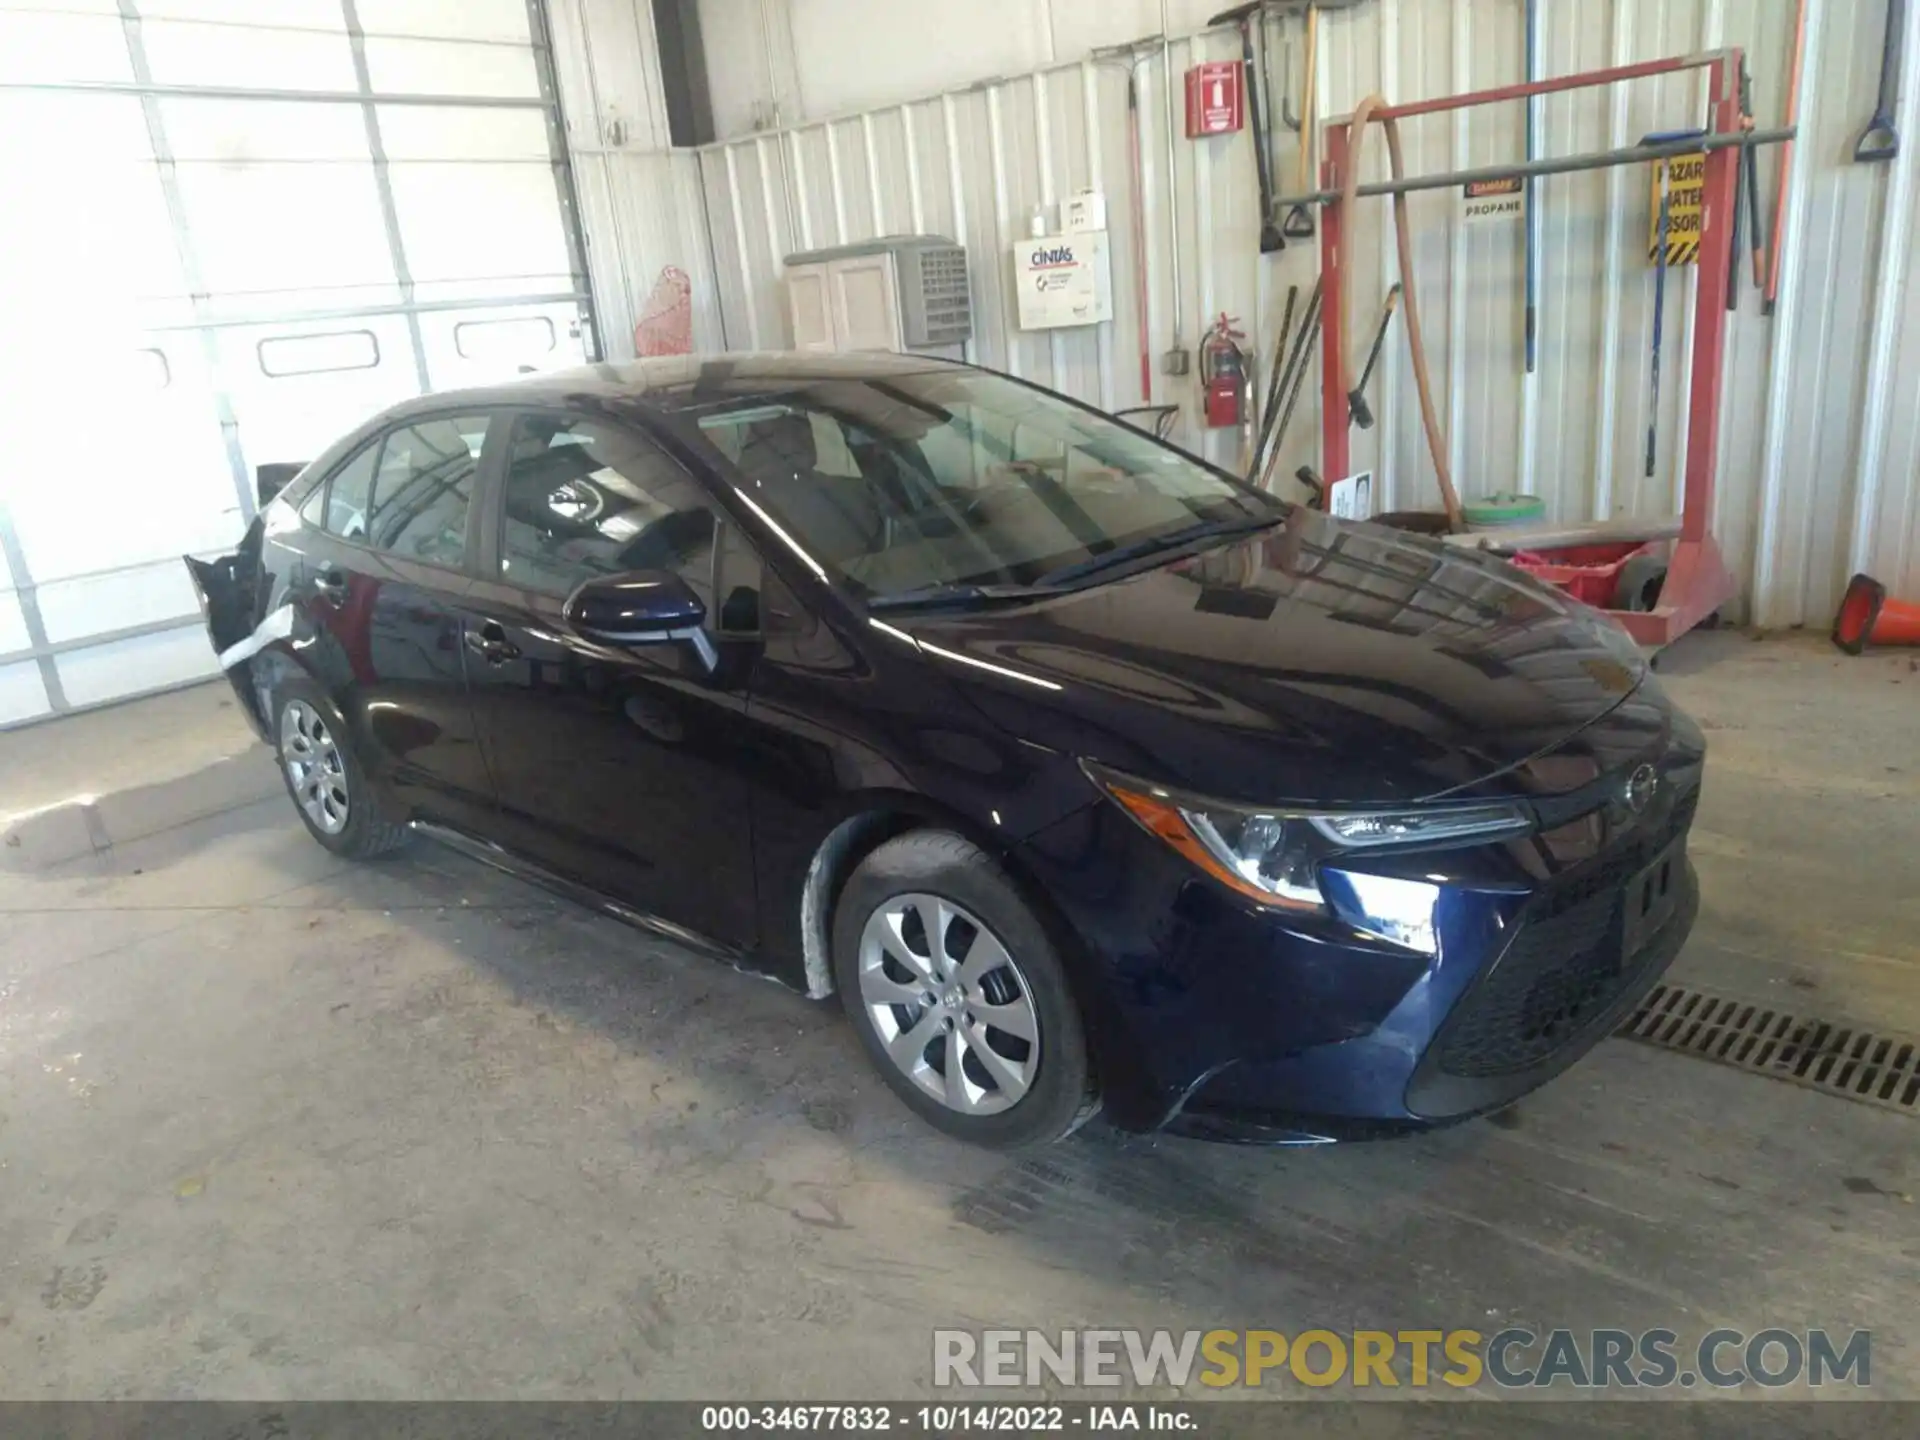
1200, 313, 1249, 430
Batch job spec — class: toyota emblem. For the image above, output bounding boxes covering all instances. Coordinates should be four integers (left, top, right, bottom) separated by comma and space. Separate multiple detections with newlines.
1624, 764, 1659, 815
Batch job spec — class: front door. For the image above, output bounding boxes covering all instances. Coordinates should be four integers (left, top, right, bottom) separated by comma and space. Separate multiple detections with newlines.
462, 411, 765, 949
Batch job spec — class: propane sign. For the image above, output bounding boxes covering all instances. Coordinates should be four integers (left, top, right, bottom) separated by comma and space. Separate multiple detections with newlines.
1013, 233, 1113, 330
1462, 176, 1525, 225
1184, 61, 1244, 137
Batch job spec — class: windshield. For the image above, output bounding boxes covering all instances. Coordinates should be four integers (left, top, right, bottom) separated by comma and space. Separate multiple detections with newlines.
666, 369, 1282, 602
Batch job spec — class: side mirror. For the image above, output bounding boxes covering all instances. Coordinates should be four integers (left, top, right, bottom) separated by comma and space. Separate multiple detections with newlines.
564, 570, 715, 666
257, 462, 307, 509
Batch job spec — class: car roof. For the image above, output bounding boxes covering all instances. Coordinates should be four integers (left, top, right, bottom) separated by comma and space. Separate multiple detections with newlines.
381, 350, 972, 425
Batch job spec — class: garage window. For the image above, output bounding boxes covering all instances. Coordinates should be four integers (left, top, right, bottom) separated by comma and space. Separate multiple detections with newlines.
257, 329, 381, 378
455, 316, 556, 362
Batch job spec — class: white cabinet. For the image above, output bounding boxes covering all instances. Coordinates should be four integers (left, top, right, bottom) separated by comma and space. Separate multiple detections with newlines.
788, 255, 902, 352
788, 267, 836, 353
829, 254, 906, 351
783, 236, 973, 354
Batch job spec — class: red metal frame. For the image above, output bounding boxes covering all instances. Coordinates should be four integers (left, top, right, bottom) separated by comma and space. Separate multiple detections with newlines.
1318, 52, 1742, 647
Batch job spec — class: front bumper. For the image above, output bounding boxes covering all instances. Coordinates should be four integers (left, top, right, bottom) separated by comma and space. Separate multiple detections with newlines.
1013, 714, 1705, 1142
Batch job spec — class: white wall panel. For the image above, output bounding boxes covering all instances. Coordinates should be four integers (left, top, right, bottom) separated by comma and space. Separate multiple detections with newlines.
656, 0, 1920, 629
36, 564, 201, 646
0, 0, 594, 726
54, 626, 219, 709
388, 161, 572, 279
376, 103, 551, 159
0, 662, 50, 729
417, 301, 587, 388
0, 591, 30, 656
161, 98, 370, 162
139, 18, 359, 90
6, 350, 243, 582
0, 11, 132, 82
0, 93, 186, 307
364, 35, 541, 96
356, 0, 530, 43
138, 0, 343, 23
174, 160, 396, 294
214, 314, 422, 465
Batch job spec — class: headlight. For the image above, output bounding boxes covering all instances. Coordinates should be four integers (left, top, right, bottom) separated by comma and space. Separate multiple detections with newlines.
1309, 806, 1534, 847
1082, 761, 1531, 924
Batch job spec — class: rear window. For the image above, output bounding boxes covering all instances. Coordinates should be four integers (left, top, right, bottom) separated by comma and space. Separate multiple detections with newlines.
301, 442, 377, 541
298, 415, 488, 569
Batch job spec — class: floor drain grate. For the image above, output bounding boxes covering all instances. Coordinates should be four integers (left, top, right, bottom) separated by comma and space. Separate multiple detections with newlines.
1619, 983, 1920, 1117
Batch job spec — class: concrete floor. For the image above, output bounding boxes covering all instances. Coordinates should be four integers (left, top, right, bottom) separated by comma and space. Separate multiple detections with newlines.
0, 632, 1915, 1403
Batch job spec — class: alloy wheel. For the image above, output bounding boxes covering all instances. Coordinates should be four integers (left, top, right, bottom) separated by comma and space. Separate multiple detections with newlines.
280, 699, 350, 836
857, 893, 1040, 1116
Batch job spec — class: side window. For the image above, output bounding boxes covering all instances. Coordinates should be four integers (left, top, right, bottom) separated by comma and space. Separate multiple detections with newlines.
499, 415, 762, 631
299, 441, 378, 540
363, 415, 487, 567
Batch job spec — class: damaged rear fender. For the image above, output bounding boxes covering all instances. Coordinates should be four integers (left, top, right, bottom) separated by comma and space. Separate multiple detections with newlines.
184, 516, 291, 740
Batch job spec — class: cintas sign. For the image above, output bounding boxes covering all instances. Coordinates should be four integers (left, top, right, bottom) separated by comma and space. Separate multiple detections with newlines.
1013, 232, 1113, 330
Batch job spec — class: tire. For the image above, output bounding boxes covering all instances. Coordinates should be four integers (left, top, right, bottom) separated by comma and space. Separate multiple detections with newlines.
832, 830, 1096, 1148
270, 676, 410, 860
1613, 552, 1670, 613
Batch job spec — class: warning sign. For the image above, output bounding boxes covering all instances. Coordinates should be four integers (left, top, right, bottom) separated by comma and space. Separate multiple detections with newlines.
1462, 176, 1524, 224
1648, 153, 1705, 266
1327, 470, 1374, 520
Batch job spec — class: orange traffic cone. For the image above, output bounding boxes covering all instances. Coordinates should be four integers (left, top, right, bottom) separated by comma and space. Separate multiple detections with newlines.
1832, 573, 1920, 654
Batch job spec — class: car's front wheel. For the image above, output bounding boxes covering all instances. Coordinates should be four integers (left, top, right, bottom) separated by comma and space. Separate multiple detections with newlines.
272, 678, 409, 860
832, 831, 1095, 1148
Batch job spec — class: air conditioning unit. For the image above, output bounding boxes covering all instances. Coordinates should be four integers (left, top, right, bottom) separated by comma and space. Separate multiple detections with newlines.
783, 235, 973, 354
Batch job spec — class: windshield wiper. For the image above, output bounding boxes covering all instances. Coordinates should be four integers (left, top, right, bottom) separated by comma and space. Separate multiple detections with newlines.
1034, 512, 1281, 588
865, 582, 1064, 613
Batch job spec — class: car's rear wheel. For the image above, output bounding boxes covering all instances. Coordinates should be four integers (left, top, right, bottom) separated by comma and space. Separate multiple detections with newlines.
272, 678, 409, 860
832, 831, 1095, 1148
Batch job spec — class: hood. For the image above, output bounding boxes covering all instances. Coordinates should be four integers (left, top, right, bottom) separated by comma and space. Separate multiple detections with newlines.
889, 509, 1648, 807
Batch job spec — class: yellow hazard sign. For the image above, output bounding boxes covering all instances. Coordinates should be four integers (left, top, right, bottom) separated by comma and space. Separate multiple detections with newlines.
1648, 153, 1704, 266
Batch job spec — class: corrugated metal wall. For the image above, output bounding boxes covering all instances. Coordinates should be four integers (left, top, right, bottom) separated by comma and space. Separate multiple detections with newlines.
548, 0, 728, 355
664, 0, 1920, 629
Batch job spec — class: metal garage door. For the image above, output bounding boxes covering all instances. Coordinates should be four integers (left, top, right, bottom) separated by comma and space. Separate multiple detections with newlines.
0, 0, 596, 728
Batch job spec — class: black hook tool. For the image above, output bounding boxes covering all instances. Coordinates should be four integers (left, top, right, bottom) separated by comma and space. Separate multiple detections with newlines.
1212, 1, 1286, 252
1728, 57, 1767, 309
1348, 283, 1402, 430
1855, 0, 1905, 162
1280, 2, 1319, 240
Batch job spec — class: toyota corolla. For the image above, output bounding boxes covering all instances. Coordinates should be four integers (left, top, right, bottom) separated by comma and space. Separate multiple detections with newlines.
188, 353, 1703, 1149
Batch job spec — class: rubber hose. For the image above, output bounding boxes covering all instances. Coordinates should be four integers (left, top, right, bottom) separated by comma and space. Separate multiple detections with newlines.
1339, 94, 1463, 532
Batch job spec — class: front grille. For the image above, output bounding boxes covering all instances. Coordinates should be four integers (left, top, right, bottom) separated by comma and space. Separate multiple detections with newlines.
1539, 784, 1698, 919
1434, 784, 1698, 1080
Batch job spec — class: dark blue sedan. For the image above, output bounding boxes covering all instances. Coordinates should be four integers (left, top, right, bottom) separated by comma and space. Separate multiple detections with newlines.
188, 352, 1703, 1148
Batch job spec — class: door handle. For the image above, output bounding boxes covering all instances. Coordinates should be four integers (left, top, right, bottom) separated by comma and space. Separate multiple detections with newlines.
311, 567, 349, 603
463, 625, 521, 665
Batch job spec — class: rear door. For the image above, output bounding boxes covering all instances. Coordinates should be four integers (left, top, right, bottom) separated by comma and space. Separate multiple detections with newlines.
462, 410, 764, 947
284, 411, 500, 834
